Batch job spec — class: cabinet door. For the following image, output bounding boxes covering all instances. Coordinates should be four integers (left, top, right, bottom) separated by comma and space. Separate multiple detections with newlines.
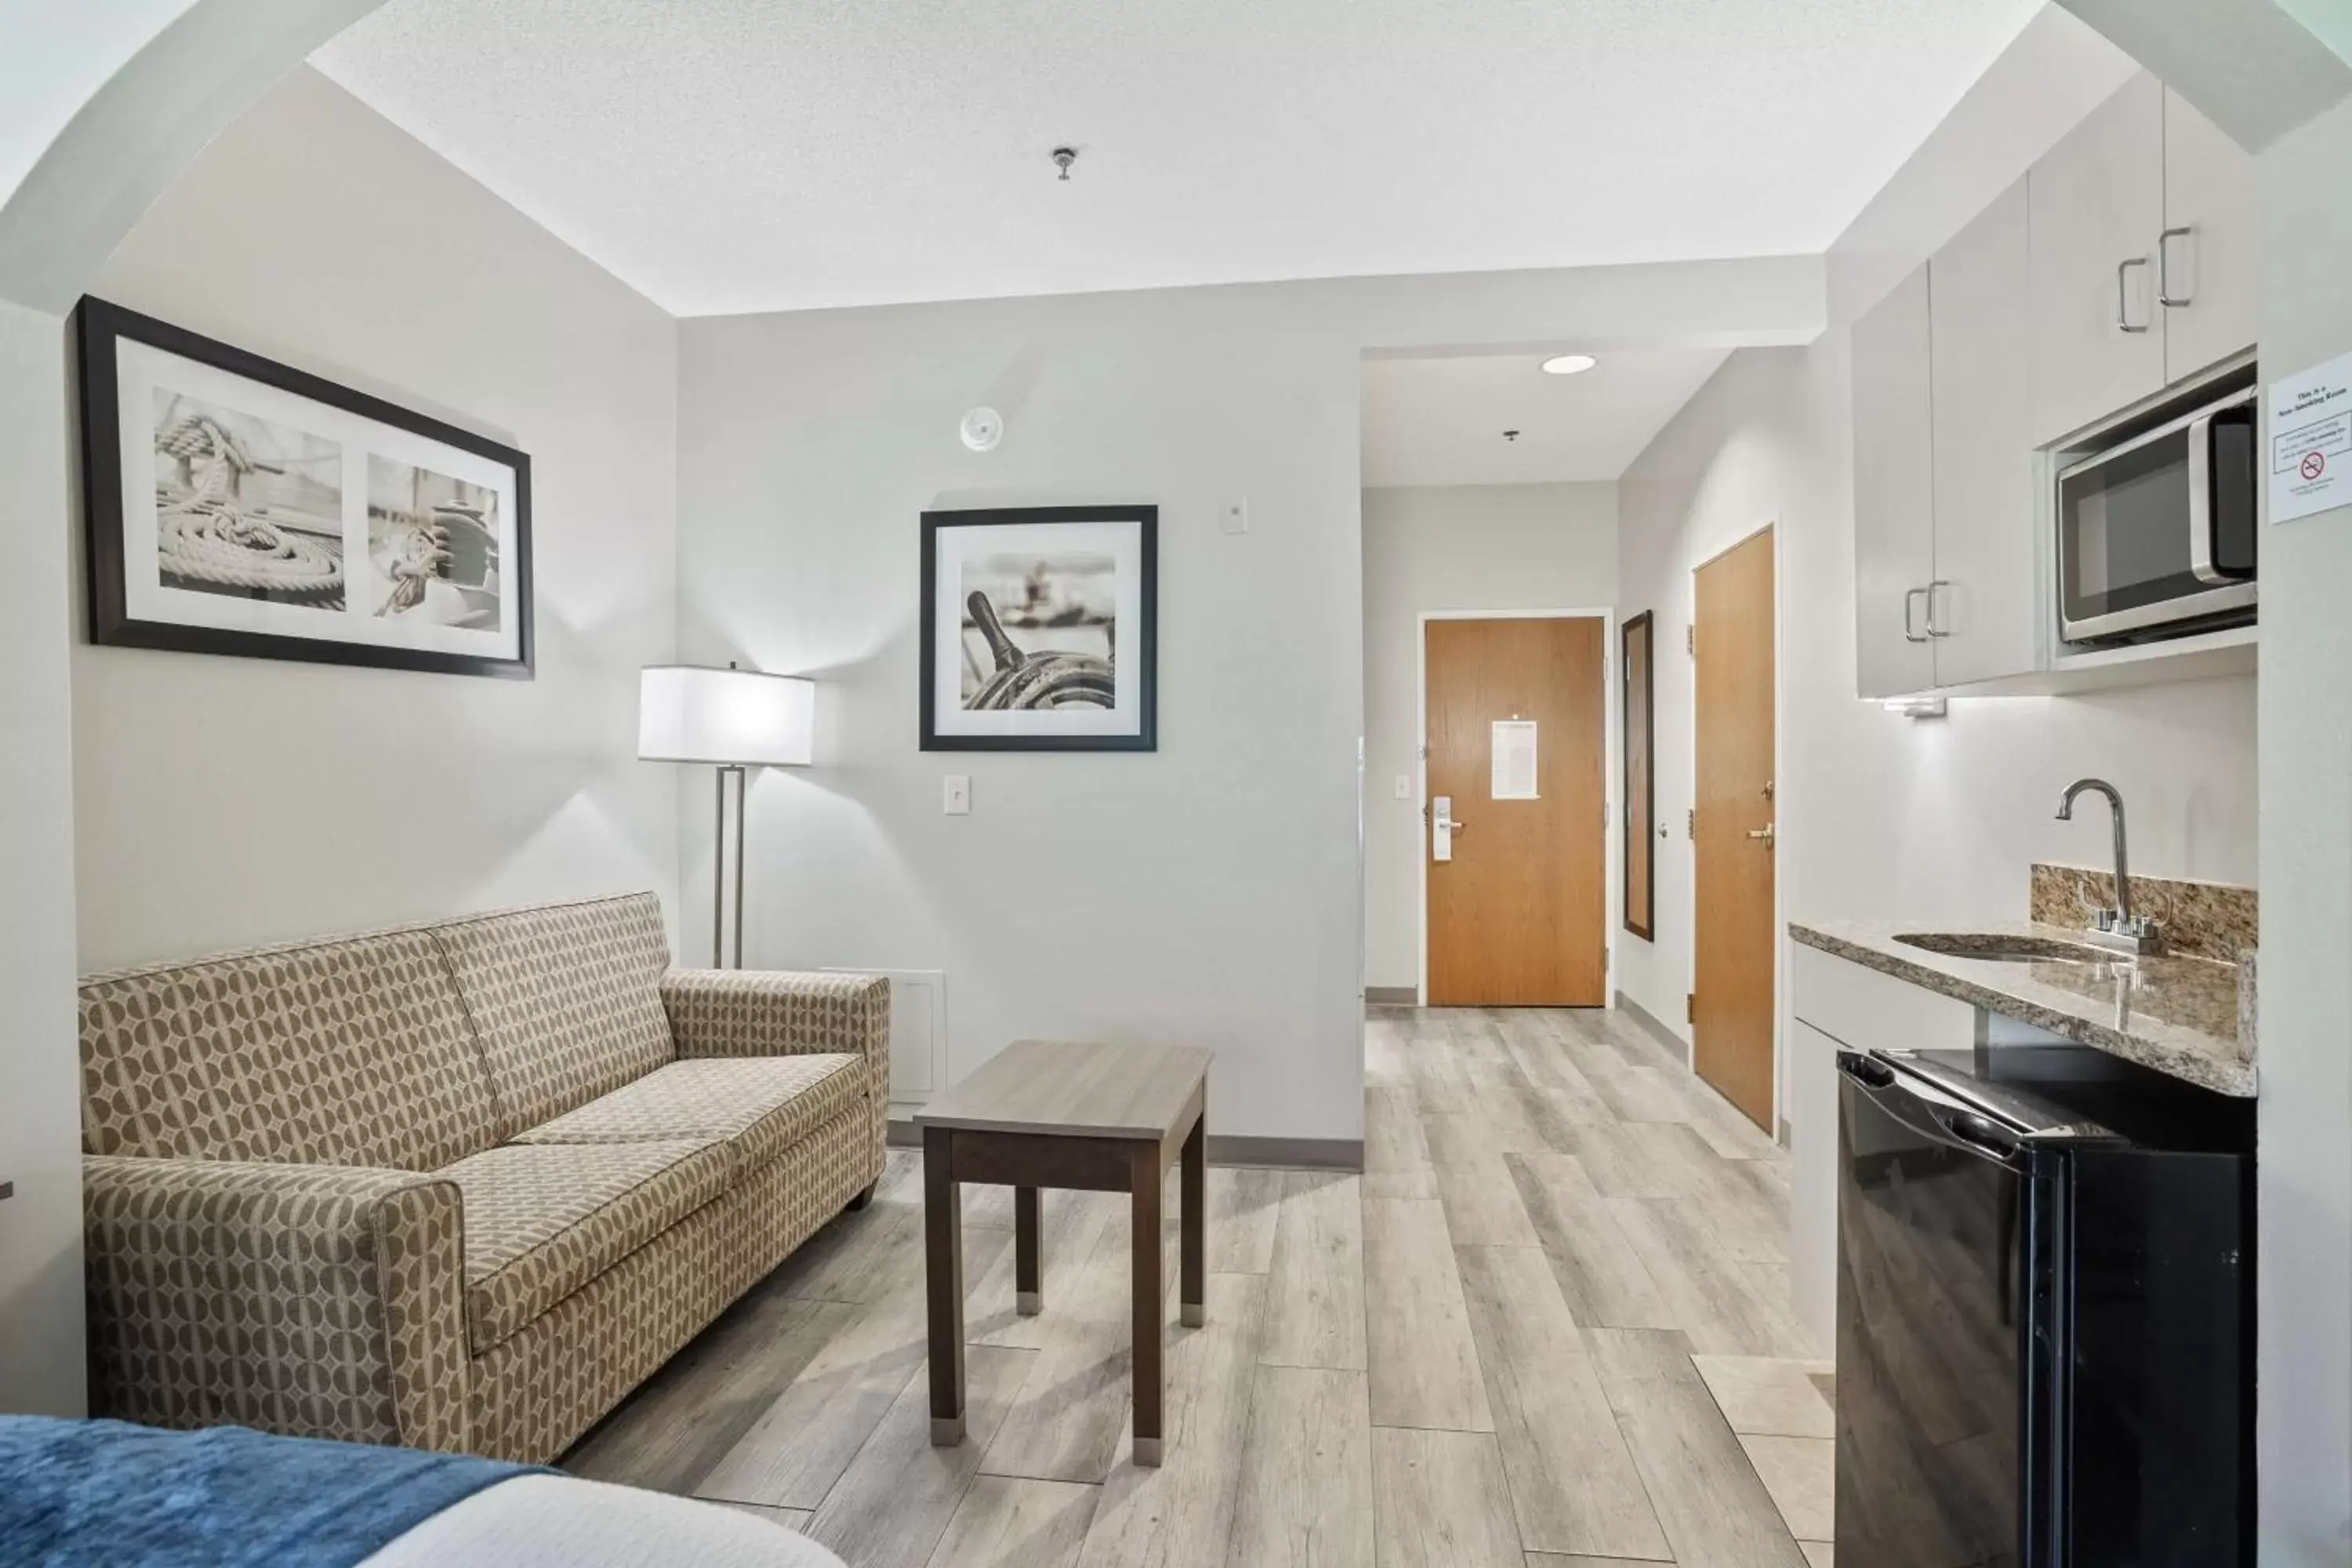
2161, 87, 2258, 383
1850, 265, 1937, 698
2029, 73, 2165, 445
1929, 177, 2038, 688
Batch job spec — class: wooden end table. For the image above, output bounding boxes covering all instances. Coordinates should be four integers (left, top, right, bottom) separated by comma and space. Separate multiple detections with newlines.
916, 1040, 1212, 1468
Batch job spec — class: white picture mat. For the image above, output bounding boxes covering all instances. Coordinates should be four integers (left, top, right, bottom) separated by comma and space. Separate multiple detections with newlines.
116, 337, 523, 659
931, 518, 1145, 738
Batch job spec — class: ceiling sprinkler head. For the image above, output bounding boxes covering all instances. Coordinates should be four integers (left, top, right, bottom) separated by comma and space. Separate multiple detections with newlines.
1052, 147, 1078, 181
1502, 429, 1521, 441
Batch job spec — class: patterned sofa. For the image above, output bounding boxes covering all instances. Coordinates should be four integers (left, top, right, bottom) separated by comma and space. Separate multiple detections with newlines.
75, 892, 889, 1464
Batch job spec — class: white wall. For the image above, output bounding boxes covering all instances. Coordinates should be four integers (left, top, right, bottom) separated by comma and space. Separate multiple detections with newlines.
1359, 481, 1618, 992
675, 260, 1819, 1145
2250, 89, 2352, 1567
0, 298, 87, 1416
74, 67, 681, 967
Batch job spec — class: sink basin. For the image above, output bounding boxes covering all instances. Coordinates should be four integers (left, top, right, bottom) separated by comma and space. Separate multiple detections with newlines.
1894, 932, 2114, 964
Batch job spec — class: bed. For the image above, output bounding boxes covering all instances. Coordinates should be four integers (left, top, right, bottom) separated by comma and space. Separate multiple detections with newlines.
0, 1417, 844, 1568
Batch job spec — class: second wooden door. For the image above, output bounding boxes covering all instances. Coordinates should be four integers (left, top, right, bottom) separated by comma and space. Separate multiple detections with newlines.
1693, 528, 1777, 1130
1425, 616, 1606, 1007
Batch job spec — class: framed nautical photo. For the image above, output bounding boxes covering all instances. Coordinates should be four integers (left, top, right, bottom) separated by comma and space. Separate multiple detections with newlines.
74, 297, 532, 678
920, 505, 1156, 751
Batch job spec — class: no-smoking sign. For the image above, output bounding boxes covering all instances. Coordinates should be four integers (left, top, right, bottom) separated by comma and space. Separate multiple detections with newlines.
2272, 350, 2352, 524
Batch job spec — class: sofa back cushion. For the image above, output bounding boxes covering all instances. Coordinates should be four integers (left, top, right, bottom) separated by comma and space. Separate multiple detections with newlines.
430, 893, 676, 1136
80, 928, 500, 1171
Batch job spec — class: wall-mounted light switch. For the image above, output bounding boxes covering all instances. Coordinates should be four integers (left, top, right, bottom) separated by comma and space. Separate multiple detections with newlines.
944, 775, 971, 815
1219, 498, 1250, 535
1392, 774, 1411, 800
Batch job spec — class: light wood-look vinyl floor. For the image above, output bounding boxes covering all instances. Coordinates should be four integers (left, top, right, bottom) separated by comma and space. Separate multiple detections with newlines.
563, 1007, 1836, 1567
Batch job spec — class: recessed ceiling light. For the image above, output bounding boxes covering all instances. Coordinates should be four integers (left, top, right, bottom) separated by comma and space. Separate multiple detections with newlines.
1540, 354, 1597, 376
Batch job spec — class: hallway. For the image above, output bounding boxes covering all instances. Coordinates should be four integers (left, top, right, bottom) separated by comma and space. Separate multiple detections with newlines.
564, 1007, 1833, 1566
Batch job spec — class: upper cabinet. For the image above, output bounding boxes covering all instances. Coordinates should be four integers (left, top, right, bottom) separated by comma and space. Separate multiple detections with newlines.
1849, 70, 2260, 699
1851, 264, 1936, 699
2029, 76, 2166, 447
2161, 87, 2259, 384
1928, 179, 2038, 688
2028, 74, 2259, 447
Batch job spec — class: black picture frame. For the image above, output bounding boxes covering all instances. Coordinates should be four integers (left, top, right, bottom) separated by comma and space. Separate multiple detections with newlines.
74, 296, 534, 679
1622, 610, 1656, 940
919, 504, 1157, 752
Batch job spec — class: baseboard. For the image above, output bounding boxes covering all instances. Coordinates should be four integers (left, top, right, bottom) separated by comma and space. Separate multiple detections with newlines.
1615, 989, 1690, 1064
887, 1119, 1361, 1172
1206, 1135, 1363, 1171
1363, 985, 1418, 1006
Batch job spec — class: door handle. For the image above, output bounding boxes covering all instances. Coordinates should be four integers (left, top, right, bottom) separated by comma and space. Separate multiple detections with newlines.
2116, 256, 2151, 333
1903, 586, 1929, 644
1747, 823, 1776, 851
2158, 226, 2194, 307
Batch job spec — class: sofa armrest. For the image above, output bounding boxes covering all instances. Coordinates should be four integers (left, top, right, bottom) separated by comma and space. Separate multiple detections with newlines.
661, 969, 891, 1070
83, 1156, 470, 1454
662, 970, 891, 1184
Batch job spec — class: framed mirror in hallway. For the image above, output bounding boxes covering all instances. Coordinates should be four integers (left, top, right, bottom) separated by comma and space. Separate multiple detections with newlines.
1421, 613, 1609, 1007
1693, 527, 1777, 1131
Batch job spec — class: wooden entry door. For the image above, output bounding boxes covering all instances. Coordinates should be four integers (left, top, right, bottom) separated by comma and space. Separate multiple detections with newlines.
1425, 616, 1606, 1006
1693, 528, 1777, 1129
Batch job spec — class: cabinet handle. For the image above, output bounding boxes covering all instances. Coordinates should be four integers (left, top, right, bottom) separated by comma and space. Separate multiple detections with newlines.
2158, 226, 2194, 308
1903, 586, 1929, 644
1926, 580, 1953, 638
2116, 256, 2152, 333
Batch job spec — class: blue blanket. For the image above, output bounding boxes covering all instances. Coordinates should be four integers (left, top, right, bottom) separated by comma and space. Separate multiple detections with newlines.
0, 1416, 545, 1568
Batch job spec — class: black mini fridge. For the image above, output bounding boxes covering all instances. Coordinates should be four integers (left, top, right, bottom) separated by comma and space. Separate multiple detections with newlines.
1835, 1044, 2253, 1567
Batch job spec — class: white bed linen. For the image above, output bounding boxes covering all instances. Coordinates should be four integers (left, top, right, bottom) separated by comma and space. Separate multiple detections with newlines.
358, 1475, 845, 1568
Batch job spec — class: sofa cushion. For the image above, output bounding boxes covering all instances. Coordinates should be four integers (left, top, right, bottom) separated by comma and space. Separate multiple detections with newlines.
79, 929, 499, 1171
511, 1054, 866, 1173
437, 1138, 735, 1352
429, 894, 677, 1138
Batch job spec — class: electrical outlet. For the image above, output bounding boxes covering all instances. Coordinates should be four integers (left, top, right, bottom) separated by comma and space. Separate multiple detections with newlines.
1219, 498, 1250, 535
1392, 774, 1411, 800
944, 775, 971, 815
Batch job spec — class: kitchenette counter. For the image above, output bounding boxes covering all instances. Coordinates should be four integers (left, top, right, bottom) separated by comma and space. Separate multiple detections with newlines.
1789, 919, 2256, 1098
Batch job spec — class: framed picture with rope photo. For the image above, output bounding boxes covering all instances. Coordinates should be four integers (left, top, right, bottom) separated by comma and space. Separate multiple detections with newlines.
920, 505, 1156, 751
74, 297, 532, 677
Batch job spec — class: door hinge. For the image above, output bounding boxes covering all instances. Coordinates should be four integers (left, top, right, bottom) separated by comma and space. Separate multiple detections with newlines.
1686, 993, 1697, 1023
1686, 808, 1695, 838
1686, 623, 1695, 655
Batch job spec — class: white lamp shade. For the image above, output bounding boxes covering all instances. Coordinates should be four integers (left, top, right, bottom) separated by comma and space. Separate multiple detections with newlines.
638, 665, 815, 766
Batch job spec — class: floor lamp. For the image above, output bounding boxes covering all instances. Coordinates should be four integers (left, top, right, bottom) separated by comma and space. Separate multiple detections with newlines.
637, 663, 815, 968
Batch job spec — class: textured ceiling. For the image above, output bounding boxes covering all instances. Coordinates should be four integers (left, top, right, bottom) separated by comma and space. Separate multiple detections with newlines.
1362, 348, 1733, 486
314, 0, 2039, 317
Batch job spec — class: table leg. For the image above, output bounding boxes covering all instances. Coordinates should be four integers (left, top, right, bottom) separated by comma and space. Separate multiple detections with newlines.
1015, 1185, 1043, 1314
1181, 1109, 1206, 1328
924, 1126, 965, 1445
1130, 1140, 1164, 1467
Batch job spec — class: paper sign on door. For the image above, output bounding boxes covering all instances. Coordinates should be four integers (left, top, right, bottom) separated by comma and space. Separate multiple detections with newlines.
1491, 721, 1538, 800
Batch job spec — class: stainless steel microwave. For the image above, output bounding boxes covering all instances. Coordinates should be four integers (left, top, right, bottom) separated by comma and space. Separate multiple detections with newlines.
2056, 384, 2258, 644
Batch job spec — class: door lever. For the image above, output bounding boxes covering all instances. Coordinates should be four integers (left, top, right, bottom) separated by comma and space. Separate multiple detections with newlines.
1746, 823, 1776, 851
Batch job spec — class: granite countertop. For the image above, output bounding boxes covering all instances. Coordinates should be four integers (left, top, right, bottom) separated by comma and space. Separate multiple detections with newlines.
1790, 919, 2256, 1098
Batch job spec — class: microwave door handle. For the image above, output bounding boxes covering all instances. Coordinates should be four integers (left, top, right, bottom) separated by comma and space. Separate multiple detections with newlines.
2186, 406, 2241, 586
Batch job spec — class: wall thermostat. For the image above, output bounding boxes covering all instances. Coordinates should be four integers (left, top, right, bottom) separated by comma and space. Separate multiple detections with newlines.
960, 407, 1004, 452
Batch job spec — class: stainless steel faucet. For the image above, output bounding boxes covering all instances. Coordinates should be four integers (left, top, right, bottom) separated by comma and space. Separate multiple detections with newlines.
2056, 779, 2162, 955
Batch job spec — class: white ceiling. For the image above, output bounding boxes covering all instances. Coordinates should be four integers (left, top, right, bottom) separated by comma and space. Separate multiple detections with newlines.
1361, 348, 1732, 487
312, 0, 2039, 318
